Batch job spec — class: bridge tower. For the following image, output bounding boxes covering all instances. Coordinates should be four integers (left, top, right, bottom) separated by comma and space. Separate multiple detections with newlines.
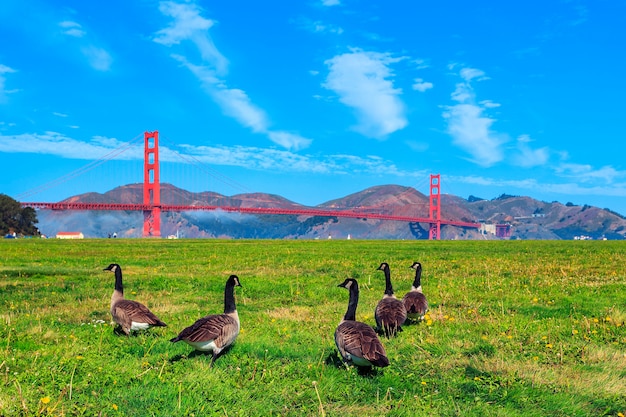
429, 174, 441, 240
143, 131, 161, 237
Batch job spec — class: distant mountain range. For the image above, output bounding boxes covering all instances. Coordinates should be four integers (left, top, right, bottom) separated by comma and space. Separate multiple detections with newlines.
36, 183, 626, 240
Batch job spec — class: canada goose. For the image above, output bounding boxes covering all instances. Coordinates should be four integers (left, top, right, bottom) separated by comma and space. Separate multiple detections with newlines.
335, 278, 389, 369
170, 275, 242, 364
402, 261, 428, 321
375, 262, 407, 337
104, 263, 167, 335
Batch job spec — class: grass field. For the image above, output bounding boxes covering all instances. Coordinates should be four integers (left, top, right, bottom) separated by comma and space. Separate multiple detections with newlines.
1, 238, 625, 416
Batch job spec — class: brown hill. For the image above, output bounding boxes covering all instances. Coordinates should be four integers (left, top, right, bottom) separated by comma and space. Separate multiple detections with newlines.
37, 184, 625, 240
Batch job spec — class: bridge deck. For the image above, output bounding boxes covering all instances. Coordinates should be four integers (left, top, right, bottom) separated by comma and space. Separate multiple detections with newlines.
21, 202, 481, 229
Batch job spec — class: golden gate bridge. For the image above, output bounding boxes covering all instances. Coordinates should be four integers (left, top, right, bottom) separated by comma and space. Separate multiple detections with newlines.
20, 131, 483, 239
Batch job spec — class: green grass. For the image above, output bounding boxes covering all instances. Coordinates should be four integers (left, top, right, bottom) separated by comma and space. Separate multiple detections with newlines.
1, 239, 625, 416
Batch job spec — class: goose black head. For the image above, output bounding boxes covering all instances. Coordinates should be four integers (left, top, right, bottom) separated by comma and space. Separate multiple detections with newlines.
377, 262, 389, 271
228, 274, 242, 287
104, 263, 120, 272
338, 278, 358, 290
410, 262, 422, 270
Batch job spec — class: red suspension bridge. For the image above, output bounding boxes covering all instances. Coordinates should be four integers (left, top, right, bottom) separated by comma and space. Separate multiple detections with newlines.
20, 131, 483, 239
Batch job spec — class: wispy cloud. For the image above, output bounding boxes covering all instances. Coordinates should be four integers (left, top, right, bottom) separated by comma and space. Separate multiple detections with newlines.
511, 134, 549, 168
6, 131, 623, 201
446, 66, 553, 170
323, 49, 408, 138
59, 21, 85, 38
154, 1, 311, 151
0, 132, 412, 178
81, 45, 113, 72
554, 163, 623, 184
298, 18, 344, 35
322, 0, 341, 6
0, 64, 17, 104
0, 132, 138, 160
445, 172, 626, 198
154, 1, 228, 74
412, 78, 433, 92
59, 20, 112, 71
442, 67, 506, 166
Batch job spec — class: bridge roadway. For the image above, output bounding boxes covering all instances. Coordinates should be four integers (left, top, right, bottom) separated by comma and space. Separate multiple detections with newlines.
22, 202, 481, 229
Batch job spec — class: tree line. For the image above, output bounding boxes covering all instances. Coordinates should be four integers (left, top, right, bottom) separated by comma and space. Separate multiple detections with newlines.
0, 194, 39, 237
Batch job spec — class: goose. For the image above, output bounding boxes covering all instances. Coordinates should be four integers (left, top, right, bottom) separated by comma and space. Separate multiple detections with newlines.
104, 263, 167, 335
375, 262, 407, 337
402, 261, 428, 321
335, 278, 389, 369
170, 275, 242, 364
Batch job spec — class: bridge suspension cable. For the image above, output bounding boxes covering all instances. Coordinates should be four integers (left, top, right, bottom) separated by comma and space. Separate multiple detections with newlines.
159, 134, 252, 195
16, 133, 144, 201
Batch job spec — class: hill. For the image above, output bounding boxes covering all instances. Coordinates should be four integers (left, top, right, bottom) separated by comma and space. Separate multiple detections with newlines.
35, 184, 626, 240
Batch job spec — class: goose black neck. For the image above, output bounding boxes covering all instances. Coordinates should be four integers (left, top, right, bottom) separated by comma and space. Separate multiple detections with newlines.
382, 266, 394, 296
344, 282, 359, 321
224, 281, 237, 314
412, 265, 422, 288
114, 267, 124, 294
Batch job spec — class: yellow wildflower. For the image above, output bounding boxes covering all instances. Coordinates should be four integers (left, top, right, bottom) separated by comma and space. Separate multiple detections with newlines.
40, 397, 51, 404
112, 404, 118, 411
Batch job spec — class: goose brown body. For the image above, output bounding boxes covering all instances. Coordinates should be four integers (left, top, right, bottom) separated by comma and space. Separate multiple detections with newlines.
104, 263, 166, 335
170, 275, 242, 364
335, 278, 389, 368
375, 262, 407, 337
402, 261, 428, 320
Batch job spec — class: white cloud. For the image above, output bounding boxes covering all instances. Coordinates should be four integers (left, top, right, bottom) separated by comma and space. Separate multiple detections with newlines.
0, 131, 425, 180
210, 86, 268, 133
154, 1, 228, 74
511, 135, 549, 168
155, 2, 312, 151
268, 131, 312, 151
322, 0, 340, 6
59, 21, 85, 37
177, 57, 271, 135
0, 64, 17, 104
81, 46, 112, 72
0, 132, 139, 160
451, 173, 626, 199
480, 100, 500, 108
323, 49, 408, 138
443, 69, 506, 166
459, 67, 488, 82
311, 21, 344, 35
554, 163, 622, 184
414, 60, 429, 70
412, 78, 433, 92
59, 19, 112, 71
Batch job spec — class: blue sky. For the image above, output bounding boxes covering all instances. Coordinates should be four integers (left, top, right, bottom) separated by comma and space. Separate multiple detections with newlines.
1, 0, 626, 216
